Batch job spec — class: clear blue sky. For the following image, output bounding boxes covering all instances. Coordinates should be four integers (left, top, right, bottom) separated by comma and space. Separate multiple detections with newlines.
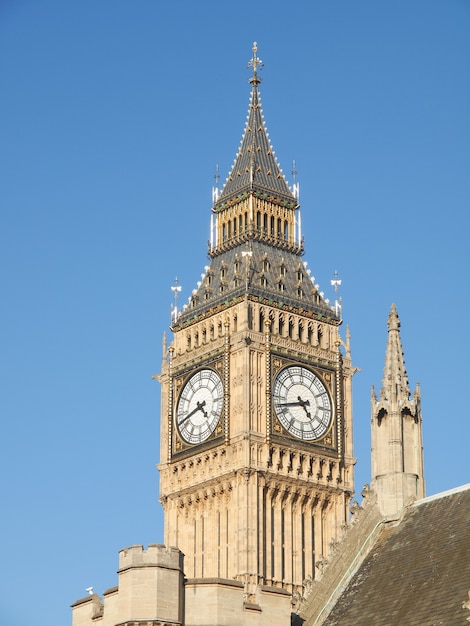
1, 2, 469, 625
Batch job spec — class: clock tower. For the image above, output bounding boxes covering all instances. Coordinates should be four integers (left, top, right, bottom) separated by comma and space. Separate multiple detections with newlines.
158, 43, 355, 607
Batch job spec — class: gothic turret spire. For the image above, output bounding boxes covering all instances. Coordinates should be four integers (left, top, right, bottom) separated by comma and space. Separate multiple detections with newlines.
371, 305, 425, 517
380, 303, 411, 403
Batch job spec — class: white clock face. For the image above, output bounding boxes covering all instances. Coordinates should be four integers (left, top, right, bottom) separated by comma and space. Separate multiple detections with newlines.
273, 365, 332, 441
176, 369, 224, 444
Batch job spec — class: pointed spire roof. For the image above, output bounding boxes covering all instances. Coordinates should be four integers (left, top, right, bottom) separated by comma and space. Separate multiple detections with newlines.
175, 44, 339, 328
216, 42, 296, 207
379, 304, 411, 402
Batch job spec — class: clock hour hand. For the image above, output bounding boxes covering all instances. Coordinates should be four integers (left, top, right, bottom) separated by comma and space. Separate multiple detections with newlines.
278, 396, 311, 418
179, 400, 208, 424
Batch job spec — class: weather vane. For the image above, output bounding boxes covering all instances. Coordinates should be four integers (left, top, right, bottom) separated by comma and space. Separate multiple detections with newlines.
331, 270, 342, 318
170, 277, 182, 325
291, 160, 299, 200
212, 164, 220, 203
247, 41, 263, 84
331, 270, 342, 294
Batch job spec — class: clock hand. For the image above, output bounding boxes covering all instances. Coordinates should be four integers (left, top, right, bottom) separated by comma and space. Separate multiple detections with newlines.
179, 400, 207, 425
297, 396, 312, 418
278, 396, 311, 418
198, 400, 208, 418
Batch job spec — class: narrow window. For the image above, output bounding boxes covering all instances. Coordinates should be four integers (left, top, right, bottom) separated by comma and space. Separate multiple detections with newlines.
281, 508, 285, 581
259, 309, 265, 332
271, 505, 275, 580
301, 512, 306, 583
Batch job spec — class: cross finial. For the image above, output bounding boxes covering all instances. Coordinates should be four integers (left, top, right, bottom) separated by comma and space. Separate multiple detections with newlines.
248, 41, 263, 85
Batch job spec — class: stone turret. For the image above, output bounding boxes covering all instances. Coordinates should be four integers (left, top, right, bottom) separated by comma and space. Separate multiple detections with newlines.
71, 544, 184, 626
370, 305, 425, 517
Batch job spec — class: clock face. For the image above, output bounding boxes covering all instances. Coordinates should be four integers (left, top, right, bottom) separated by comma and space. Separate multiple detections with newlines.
273, 365, 332, 441
176, 369, 224, 444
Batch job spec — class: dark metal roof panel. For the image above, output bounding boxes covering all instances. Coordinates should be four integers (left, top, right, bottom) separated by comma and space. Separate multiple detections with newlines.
177, 240, 338, 325
216, 85, 296, 204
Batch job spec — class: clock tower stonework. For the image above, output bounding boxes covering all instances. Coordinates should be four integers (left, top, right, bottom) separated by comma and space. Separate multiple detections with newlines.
157, 43, 355, 620
71, 44, 358, 626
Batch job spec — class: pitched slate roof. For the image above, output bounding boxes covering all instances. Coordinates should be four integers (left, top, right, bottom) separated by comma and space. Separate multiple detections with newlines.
321, 484, 470, 626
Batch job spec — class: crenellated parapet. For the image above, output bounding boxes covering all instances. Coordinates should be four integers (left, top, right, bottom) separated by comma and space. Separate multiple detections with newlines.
118, 543, 183, 573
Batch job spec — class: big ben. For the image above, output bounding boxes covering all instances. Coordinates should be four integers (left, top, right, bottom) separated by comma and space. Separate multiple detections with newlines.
158, 42, 355, 606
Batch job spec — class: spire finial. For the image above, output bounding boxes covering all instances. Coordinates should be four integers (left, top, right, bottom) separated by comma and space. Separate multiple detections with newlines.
247, 41, 263, 85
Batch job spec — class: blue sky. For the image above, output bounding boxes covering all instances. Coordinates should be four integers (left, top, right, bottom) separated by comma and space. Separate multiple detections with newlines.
1, 2, 469, 625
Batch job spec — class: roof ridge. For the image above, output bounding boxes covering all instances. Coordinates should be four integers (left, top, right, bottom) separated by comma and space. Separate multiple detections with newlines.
412, 482, 470, 506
